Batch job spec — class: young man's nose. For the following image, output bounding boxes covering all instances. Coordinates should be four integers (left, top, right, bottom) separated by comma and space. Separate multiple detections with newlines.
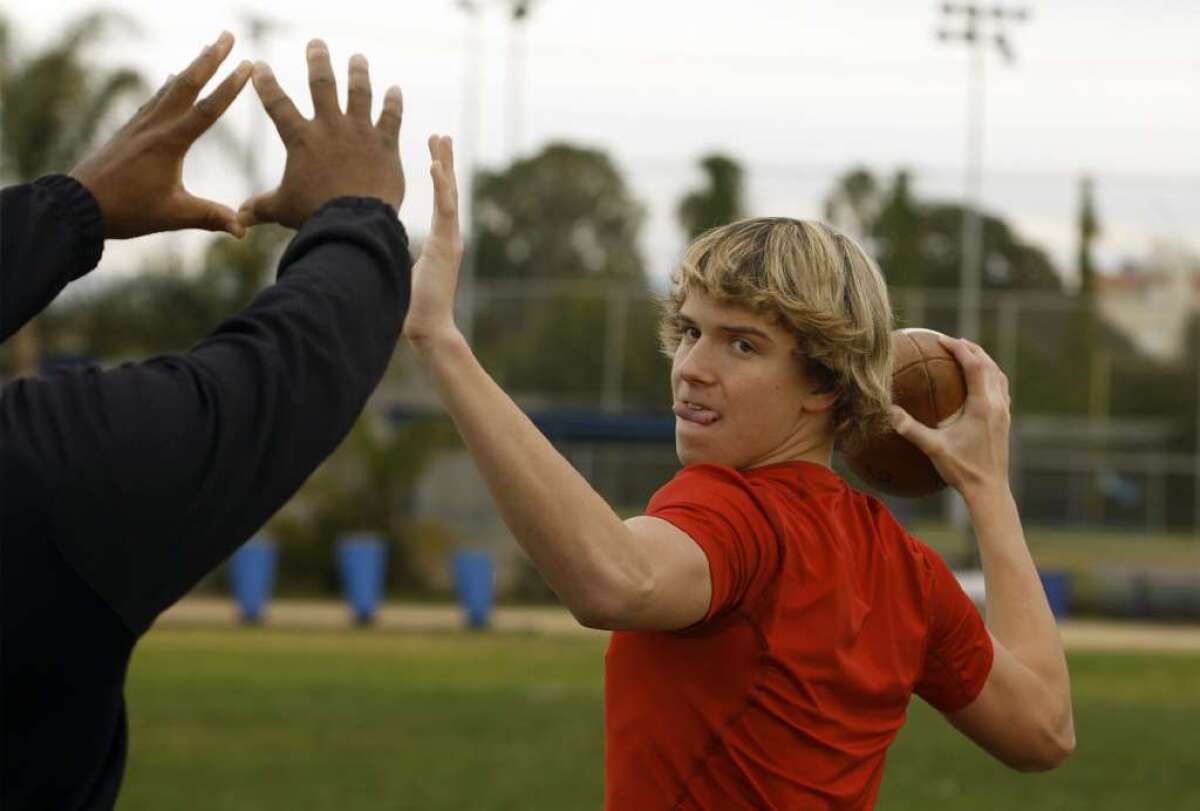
676, 340, 718, 385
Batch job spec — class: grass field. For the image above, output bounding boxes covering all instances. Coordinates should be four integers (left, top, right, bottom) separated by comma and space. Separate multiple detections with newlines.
120, 628, 1200, 810
912, 524, 1198, 571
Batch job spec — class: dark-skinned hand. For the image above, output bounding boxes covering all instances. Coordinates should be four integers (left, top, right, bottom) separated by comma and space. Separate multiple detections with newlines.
70, 31, 251, 240
237, 40, 405, 230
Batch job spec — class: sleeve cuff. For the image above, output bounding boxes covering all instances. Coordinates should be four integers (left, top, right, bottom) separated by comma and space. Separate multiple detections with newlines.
312, 195, 404, 231
34, 174, 105, 278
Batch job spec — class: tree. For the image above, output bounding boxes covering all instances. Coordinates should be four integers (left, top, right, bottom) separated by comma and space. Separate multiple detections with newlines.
1077, 175, 1101, 298
873, 170, 923, 291
823, 167, 882, 244
678, 153, 745, 240
42, 225, 289, 361
265, 414, 459, 594
911, 202, 1063, 293
816, 166, 1166, 417
473, 143, 646, 282
470, 143, 669, 407
0, 11, 147, 377
823, 167, 1063, 294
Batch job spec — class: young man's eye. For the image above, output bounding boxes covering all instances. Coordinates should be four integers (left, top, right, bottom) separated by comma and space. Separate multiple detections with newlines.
682, 326, 701, 341
733, 338, 755, 354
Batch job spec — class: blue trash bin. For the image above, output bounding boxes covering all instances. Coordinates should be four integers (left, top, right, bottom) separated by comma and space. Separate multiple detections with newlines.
1040, 570, 1071, 619
453, 551, 495, 629
337, 534, 387, 625
230, 536, 277, 624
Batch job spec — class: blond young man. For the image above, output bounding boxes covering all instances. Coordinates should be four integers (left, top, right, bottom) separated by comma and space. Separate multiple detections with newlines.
406, 138, 1074, 810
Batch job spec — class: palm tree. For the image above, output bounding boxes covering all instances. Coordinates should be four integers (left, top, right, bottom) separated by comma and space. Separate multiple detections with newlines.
0, 10, 147, 378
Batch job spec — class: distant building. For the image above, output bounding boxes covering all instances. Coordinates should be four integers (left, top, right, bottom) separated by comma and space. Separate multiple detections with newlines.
1095, 242, 1200, 361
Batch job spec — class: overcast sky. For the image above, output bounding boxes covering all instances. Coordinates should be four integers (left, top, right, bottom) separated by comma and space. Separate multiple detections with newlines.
8, 0, 1198, 287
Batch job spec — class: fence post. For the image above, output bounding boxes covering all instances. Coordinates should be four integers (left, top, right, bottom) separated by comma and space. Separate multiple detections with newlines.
602, 287, 630, 411
902, 288, 926, 328
1195, 347, 1200, 532
1148, 453, 1168, 532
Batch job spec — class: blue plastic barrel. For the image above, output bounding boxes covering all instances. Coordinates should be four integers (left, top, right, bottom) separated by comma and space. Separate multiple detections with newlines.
453, 551, 495, 629
230, 536, 277, 624
337, 534, 387, 625
1039, 570, 1071, 619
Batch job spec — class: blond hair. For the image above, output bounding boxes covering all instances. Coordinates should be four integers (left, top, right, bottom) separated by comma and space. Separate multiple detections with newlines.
661, 217, 894, 445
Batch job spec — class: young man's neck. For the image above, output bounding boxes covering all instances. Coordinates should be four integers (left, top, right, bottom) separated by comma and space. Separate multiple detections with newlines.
744, 432, 835, 471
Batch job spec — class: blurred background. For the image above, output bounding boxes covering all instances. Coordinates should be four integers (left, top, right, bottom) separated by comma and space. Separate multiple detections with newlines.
2, 1, 1197, 809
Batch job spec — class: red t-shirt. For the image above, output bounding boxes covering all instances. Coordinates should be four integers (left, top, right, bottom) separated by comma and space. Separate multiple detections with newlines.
605, 462, 994, 810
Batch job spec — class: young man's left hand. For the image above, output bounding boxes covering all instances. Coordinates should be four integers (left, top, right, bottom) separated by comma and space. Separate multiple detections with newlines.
403, 135, 465, 353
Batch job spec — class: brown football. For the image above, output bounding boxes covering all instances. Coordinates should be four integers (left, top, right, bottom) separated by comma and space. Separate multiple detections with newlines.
840, 328, 967, 497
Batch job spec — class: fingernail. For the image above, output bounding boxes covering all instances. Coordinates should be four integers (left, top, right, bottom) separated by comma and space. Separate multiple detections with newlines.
252, 62, 271, 79
350, 53, 368, 68
236, 60, 253, 78
308, 38, 328, 51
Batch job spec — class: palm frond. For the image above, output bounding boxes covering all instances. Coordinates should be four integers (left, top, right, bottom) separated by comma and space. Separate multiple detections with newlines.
0, 15, 13, 83
55, 8, 141, 56
1, 53, 86, 179
54, 68, 148, 169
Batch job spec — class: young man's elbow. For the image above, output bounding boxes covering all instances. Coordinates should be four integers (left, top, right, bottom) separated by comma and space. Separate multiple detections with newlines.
568, 575, 656, 631
1041, 725, 1077, 770
569, 600, 629, 630
1012, 727, 1076, 772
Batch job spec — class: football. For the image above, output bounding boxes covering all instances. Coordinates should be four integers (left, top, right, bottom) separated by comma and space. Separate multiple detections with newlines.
841, 328, 967, 497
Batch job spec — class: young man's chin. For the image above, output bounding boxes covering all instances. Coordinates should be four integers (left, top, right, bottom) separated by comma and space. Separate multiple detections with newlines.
675, 435, 726, 469
675, 435, 699, 467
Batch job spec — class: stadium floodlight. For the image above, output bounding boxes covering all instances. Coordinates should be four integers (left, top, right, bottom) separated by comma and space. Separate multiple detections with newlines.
936, 2, 1029, 344
506, 1, 537, 160
450, 1, 540, 341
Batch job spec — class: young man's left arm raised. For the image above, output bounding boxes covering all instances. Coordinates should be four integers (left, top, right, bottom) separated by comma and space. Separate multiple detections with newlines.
405, 137, 711, 631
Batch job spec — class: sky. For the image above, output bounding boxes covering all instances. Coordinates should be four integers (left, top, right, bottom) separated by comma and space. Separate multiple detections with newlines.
7, 0, 1198, 288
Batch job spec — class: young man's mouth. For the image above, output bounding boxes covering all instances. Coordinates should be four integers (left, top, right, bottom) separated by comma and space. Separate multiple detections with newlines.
673, 400, 721, 426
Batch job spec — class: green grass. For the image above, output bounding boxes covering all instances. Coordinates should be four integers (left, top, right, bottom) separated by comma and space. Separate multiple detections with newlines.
121, 628, 1200, 810
879, 652, 1200, 809
913, 523, 1198, 570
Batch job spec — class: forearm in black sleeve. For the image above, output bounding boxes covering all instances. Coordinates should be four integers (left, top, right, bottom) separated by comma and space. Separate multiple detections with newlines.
0, 197, 410, 635
0, 175, 105, 341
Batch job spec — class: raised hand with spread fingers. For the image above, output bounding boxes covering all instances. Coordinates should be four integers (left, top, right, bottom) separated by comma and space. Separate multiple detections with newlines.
238, 40, 405, 230
70, 31, 252, 240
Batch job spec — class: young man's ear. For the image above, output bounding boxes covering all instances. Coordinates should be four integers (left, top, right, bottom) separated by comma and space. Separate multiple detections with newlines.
800, 389, 838, 414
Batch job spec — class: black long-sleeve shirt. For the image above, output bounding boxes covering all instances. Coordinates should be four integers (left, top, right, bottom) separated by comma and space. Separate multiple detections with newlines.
0, 175, 411, 810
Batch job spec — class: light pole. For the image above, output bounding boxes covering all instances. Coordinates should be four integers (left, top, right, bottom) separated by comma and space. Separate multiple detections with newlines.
454, 1, 486, 342
1195, 329, 1200, 531
453, 1, 539, 341
937, 3, 1029, 343
506, 2, 535, 161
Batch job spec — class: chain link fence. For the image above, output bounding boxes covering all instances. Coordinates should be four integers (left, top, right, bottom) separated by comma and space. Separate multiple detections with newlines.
404, 279, 1200, 533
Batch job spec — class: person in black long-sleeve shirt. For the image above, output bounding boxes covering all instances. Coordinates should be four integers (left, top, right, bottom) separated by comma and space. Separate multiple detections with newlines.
1, 33, 412, 809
